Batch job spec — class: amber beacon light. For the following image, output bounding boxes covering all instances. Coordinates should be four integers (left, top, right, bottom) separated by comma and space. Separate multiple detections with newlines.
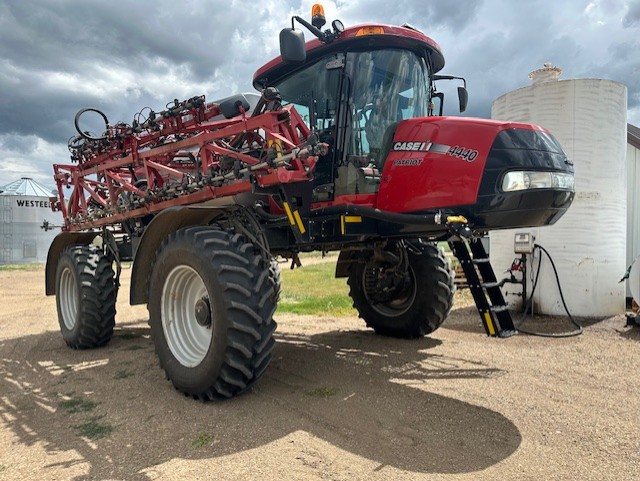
311, 4, 326, 29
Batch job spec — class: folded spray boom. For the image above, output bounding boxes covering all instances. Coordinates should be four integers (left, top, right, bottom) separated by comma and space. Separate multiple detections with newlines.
53, 90, 326, 231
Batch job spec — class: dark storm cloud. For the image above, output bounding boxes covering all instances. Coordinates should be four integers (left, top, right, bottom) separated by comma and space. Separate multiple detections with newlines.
585, 41, 640, 108
432, 2, 564, 117
0, 77, 161, 144
0, 1, 253, 81
623, 0, 640, 26
435, 0, 638, 121
0, 134, 39, 155
0, 0, 278, 143
336, 0, 483, 32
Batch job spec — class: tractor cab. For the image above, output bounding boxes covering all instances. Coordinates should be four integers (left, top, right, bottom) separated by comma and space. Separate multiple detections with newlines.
253, 7, 465, 200
253, 7, 572, 235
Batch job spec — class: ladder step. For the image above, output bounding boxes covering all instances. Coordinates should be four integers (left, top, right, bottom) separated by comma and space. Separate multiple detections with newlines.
472, 257, 491, 264
490, 305, 510, 313
449, 239, 516, 338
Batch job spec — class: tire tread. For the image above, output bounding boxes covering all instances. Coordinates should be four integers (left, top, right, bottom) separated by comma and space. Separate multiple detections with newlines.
149, 225, 278, 400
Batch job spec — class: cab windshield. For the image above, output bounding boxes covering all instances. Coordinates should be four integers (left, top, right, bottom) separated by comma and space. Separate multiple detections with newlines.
273, 48, 431, 196
345, 49, 430, 167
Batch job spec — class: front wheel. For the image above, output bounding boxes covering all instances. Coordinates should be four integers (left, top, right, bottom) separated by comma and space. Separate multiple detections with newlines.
347, 241, 454, 338
148, 225, 278, 400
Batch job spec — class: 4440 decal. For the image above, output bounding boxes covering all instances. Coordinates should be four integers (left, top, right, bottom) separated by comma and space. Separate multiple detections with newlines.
447, 145, 478, 162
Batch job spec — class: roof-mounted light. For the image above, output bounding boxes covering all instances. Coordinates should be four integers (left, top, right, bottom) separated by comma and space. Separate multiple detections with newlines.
311, 4, 326, 29
355, 26, 385, 36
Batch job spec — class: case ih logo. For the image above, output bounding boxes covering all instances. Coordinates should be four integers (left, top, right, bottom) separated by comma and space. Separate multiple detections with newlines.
392, 141, 431, 152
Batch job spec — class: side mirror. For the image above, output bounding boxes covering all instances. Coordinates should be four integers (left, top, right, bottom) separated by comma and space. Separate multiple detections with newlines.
279, 28, 306, 63
433, 92, 444, 116
458, 86, 468, 113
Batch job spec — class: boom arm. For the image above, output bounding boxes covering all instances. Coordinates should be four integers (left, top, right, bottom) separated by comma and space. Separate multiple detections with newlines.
52, 92, 326, 232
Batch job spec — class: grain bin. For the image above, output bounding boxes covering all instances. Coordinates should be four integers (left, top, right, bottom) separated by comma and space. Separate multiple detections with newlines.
490, 65, 627, 317
0, 177, 62, 264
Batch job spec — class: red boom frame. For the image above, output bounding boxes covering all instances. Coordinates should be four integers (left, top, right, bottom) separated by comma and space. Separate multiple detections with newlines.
52, 96, 322, 232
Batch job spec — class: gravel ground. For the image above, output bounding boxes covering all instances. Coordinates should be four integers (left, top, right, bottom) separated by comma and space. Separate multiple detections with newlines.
0, 266, 638, 480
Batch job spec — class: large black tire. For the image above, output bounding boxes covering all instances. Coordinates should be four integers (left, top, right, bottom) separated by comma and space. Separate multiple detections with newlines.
148, 225, 278, 400
55, 245, 116, 349
269, 257, 282, 303
347, 242, 454, 338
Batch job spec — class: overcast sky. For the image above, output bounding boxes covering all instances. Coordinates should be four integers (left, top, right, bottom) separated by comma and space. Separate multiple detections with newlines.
1, 0, 638, 188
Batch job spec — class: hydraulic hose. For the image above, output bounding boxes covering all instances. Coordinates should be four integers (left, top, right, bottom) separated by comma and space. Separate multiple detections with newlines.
310, 204, 442, 226
515, 243, 583, 337
74, 108, 109, 141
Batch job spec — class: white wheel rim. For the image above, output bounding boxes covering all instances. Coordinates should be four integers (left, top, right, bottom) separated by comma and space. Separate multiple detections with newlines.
59, 266, 78, 330
161, 265, 213, 367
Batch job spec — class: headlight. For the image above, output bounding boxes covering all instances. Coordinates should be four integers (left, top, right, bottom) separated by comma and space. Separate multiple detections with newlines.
501, 171, 574, 192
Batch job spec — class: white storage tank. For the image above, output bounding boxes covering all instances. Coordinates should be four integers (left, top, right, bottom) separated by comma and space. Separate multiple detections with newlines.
0, 177, 62, 264
490, 65, 627, 317
627, 124, 640, 298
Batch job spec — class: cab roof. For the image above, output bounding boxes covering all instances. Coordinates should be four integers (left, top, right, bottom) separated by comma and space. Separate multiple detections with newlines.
253, 23, 445, 90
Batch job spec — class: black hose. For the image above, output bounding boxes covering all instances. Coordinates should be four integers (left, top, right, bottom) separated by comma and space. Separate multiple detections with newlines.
311, 204, 441, 226
515, 243, 583, 337
253, 204, 290, 225
74, 108, 109, 141
254, 203, 444, 228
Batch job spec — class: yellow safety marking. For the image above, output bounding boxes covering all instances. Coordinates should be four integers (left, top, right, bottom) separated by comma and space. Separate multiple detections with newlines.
341, 214, 363, 236
447, 215, 468, 224
484, 312, 496, 336
293, 210, 306, 234
283, 202, 295, 225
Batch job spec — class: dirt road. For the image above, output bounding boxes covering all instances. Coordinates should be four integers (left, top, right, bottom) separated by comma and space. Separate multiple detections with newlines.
0, 267, 638, 480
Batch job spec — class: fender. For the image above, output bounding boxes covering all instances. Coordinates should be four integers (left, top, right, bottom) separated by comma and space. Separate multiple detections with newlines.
45, 231, 100, 295
129, 206, 225, 305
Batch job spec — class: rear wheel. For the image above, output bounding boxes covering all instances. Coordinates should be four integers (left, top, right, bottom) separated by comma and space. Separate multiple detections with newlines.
347, 241, 454, 338
55, 245, 116, 348
148, 225, 277, 400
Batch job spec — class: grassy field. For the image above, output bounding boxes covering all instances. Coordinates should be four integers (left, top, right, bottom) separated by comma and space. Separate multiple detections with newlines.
277, 254, 356, 317
0, 263, 44, 271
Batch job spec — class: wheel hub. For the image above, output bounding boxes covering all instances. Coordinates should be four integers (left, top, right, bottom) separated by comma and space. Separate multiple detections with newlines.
362, 257, 417, 318
160, 265, 213, 367
364, 265, 411, 304
195, 296, 211, 327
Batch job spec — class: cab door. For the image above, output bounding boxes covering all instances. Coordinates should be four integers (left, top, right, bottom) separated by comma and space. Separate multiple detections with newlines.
274, 54, 344, 200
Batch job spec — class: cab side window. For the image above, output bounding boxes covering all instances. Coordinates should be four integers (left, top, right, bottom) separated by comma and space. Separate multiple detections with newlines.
276, 57, 342, 191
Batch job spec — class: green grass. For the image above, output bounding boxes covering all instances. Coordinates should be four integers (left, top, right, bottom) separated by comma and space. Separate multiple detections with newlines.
277, 261, 355, 317
307, 387, 338, 398
114, 369, 134, 379
438, 241, 451, 253
59, 397, 98, 414
191, 432, 213, 449
0, 263, 43, 271
74, 417, 113, 440
114, 330, 142, 340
